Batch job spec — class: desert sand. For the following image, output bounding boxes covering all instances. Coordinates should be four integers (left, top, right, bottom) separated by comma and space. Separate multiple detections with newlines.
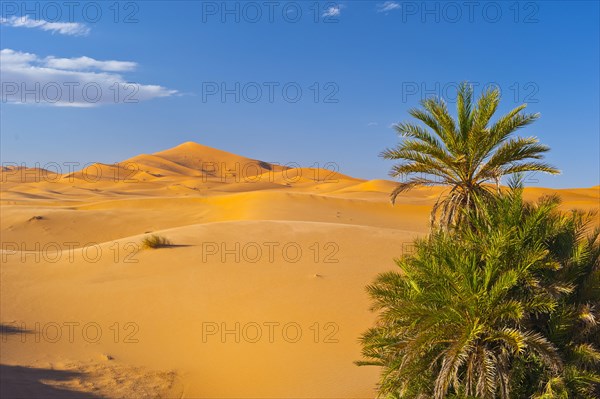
1, 142, 598, 398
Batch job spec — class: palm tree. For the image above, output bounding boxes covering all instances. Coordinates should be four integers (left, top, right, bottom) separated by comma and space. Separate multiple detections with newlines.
357, 186, 600, 398
381, 82, 559, 227
528, 214, 600, 399
468, 185, 600, 398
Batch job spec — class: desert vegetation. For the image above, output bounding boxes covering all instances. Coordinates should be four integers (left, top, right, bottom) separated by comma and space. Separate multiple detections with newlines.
142, 234, 172, 249
382, 82, 559, 228
360, 84, 599, 398
359, 183, 599, 398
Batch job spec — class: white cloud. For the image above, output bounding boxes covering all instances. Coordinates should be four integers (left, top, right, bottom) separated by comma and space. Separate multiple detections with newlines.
0, 15, 90, 36
322, 5, 342, 17
45, 56, 137, 72
377, 2, 401, 13
367, 122, 378, 126
0, 49, 177, 107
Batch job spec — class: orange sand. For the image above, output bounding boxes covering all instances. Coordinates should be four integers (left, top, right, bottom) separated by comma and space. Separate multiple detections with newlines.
1, 142, 598, 398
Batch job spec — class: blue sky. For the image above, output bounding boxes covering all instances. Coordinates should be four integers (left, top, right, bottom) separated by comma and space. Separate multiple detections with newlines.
1, 1, 598, 188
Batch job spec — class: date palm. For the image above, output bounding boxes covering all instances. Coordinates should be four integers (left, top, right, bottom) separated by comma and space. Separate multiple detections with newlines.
381, 82, 559, 227
358, 185, 600, 398
469, 185, 600, 398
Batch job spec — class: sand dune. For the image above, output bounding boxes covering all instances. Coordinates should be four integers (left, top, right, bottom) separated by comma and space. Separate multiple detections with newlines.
1, 142, 598, 398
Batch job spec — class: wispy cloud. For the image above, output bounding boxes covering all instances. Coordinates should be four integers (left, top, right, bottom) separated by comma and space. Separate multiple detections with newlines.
0, 15, 90, 36
377, 2, 401, 13
367, 122, 378, 126
0, 49, 177, 107
45, 56, 137, 72
322, 5, 342, 18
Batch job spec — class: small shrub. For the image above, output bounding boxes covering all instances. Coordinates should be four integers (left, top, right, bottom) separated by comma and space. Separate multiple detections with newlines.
142, 234, 172, 249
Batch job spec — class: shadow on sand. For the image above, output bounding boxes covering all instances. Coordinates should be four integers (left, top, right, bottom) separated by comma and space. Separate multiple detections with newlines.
0, 364, 100, 398
1, 323, 34, 337
1, 324, 98, 398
